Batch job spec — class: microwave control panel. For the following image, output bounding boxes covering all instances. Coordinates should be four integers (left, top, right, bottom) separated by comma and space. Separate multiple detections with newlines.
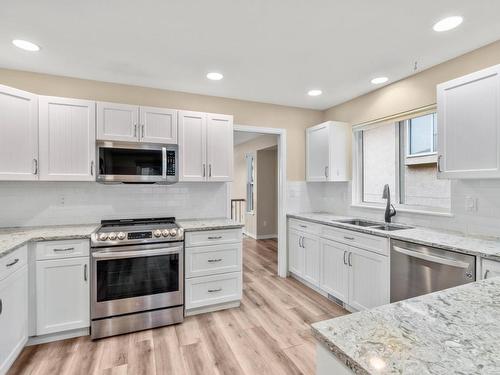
166, 150, 176, 176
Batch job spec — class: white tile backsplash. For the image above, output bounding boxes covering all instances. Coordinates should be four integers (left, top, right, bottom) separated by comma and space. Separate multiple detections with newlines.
287, 179, 500, 238
0, 181, 228, 227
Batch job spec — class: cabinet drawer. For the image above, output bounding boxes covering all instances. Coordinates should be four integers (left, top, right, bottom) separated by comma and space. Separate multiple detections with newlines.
35, 239, 90, 260
289, 219, 321, 235
321, 226, 389, 256
0, 245, 28, 282
185, 272, 242, 310
186, 243, 242, 278
185, 229, 241, 247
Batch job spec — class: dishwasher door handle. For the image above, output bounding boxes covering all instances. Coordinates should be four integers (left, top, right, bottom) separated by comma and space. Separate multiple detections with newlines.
392, 246, 470, 269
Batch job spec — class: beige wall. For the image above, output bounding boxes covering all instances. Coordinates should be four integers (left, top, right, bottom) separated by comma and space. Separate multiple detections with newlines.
0, 68, 322, 181
232, 135, 278, 237
323, 40, 500, 125
256, 147, 278, 236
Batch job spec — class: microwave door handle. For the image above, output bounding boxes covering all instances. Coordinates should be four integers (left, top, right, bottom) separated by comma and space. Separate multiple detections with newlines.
392, 246, 470, 269
162, 147, 167, 179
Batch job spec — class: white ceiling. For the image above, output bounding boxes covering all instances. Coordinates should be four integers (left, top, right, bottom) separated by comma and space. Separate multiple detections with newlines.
234, 131, 263, 146
1, 1, 500, 110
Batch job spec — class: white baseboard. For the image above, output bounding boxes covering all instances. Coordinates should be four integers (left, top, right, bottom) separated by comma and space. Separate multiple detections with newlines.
255, 234, 278, 240
243, 230, 256, 239
27, 327, 89, 346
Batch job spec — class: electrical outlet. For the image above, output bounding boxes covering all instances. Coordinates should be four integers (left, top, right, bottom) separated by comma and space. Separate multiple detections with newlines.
465, 196, 477, 212
59, 195, 65, 206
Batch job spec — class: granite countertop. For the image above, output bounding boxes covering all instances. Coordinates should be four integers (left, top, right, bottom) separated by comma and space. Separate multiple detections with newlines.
0, 224, 99, 259
177, 218, 244, 232
287, 212, 500, 260
312, 277, 500, 374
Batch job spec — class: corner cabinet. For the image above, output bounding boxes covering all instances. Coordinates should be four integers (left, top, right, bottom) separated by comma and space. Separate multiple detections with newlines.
0, 84, 38, 181
437, 64, 500, 179
178, 111, 233, 182
306, 121, 351, 182
38, 96, 96, 181
97, 102, 177, 144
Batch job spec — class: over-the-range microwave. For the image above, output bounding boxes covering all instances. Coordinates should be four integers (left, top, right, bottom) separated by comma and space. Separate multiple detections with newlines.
96, 141, 178, 184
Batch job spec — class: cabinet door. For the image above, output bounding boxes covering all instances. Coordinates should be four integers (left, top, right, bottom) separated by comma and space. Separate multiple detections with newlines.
139, 106, 177, 144
96, 102, 139, 142
437, 64, 500, 179
0, 84, 38, 181
482, 259, 500, 279
0, 266, 28, 375
178, 111, 207, 181
39, 96, 96, 181
319, 239, 348, 302
36, 257, 89, 335
348, 247, 389, 311
306, 123, 329, 181
302, 233, 320, 287
206, 113, 233, 181
288, 229, 304, 276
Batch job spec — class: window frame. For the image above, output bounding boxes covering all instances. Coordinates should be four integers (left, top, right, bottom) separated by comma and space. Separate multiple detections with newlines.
405, 113, 437, 158
352, 110, 451, 215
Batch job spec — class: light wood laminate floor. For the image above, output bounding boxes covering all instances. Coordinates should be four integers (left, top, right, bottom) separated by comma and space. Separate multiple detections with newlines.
9, 237, 348, 375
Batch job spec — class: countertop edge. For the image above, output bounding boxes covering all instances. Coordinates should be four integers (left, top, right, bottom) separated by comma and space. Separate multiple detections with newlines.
287, 213, 500, 261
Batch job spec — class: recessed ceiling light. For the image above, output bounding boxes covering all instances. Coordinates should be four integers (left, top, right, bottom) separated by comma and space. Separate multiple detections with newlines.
12, 39, 40, 51
433, 16, 463, 32
371, 77, 389, 84
307, 89, 322, 96
206, 72, 223, 81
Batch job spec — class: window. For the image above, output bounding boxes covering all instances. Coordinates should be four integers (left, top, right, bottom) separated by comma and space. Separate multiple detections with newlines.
245, 154, 255, 213
355, 112, 451, 212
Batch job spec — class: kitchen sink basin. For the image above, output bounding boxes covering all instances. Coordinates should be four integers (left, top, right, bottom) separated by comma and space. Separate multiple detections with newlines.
335, 219, 381, 227
370, 224, 412, 231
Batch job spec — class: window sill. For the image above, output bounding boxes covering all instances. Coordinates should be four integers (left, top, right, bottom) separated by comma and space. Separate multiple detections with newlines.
350, 203, 454, 218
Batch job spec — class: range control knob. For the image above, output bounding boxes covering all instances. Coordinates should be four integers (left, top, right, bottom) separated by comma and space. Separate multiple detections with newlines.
162, 229, 170, 237
169, 228, 178, 237
153, 229, 162, 238
117, 232, 126, 240
108, 232, 117, 241
99, 233, 108, 241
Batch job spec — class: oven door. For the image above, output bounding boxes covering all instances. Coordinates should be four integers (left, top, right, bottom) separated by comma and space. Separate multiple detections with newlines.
96, 141, 178, 184
91, 242, 183, 319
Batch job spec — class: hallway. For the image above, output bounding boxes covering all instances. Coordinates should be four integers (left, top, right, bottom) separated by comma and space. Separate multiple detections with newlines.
9, 238, 348, 375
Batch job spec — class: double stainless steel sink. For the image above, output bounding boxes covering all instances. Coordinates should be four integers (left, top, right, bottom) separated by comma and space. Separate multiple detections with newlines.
335, 219, 413, 232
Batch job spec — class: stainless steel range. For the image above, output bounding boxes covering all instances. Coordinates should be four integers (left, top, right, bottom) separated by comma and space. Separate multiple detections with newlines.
90, 217, 184, 339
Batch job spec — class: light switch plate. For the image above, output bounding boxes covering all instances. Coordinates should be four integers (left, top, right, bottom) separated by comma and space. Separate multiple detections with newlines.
465, 196, 477, 212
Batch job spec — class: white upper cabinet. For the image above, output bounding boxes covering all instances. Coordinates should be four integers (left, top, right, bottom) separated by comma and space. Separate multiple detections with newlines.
97, 102, 139, 142
206, 113, 233, 181
437, 64, 500, 179
178, 110, 233, 182
140, 106, 177, 144
97, 102, 178, 144
0, 84, 38, 181
306, 121, 351, 182
39, 96, 96, 181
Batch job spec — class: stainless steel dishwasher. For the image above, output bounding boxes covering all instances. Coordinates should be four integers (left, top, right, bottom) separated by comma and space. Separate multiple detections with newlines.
390, 239, 475, 303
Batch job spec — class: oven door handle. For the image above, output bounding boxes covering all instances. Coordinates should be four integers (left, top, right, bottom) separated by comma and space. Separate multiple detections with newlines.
392, 246, 470, 269
92, 247, 181, 260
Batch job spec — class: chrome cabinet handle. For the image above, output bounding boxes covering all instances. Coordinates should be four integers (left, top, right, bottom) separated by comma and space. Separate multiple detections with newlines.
33, 158, 38, 175
84, 264, 88, 281
437, 155, 443, 173
141, 124, 145, 139
203, 164, 206, 177
6, 258, 19, 267
90, 161, 94, 176
348, 252, 352, 267
344, 236, 355, 241
208, 288, 222, 293
53, 247, 75, 252
343, 251, 347, 265
0, 298, 2, 315
209, 164, 212, 178
484, 270, 490, 279
134, 124, 138, 138
208, 258, 222, 263
325, 166, 328, 178
208, 236, 222, 240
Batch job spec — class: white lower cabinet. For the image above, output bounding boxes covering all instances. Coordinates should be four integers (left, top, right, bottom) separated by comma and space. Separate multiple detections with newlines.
0, 246, 28, 375
289, 219, 389, 311
184, 229, 242, 315
35, 240, 90, 336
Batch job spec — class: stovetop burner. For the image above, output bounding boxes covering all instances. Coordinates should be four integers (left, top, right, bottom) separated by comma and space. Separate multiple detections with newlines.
91, 217, 183, 247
